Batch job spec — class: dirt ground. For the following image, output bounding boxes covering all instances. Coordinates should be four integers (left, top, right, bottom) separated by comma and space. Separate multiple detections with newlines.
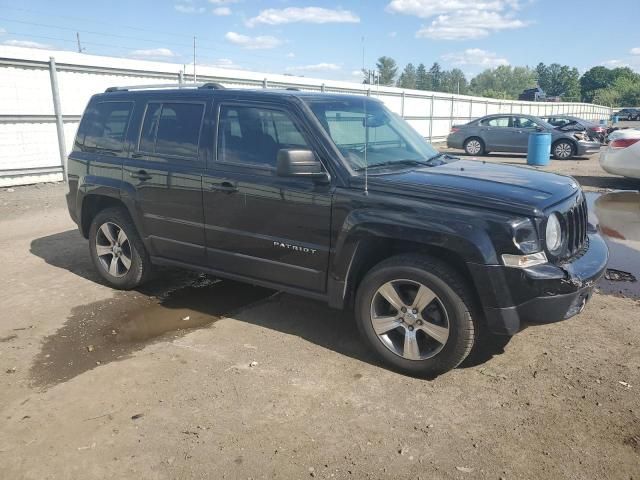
1, 152, 639, 479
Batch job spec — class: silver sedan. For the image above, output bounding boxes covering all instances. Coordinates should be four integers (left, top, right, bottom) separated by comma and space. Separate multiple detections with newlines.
447, 114, 601, 160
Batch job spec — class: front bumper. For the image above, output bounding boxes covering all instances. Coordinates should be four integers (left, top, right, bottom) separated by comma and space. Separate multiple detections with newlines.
575, 140, 601, 156
469, 232, 609, 335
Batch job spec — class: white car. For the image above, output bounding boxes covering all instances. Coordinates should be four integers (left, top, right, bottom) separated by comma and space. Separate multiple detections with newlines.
600, 129, 640, 179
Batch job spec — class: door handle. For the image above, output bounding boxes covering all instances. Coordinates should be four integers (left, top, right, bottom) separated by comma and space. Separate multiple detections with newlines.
130, 170, 152, 181
209, 181, 238, 193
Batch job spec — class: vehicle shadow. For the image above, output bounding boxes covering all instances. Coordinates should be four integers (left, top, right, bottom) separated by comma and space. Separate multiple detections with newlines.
30, 230, 509, 379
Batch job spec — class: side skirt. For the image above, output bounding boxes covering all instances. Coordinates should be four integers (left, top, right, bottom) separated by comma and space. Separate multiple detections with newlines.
151, 256, 330, 304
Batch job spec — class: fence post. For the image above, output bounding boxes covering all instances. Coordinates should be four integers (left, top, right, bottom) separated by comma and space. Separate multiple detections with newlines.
401, 91, 405, 118
178, 70, 184, 86
428, 95, 434, 142
48, 57, 67, 182
449, 95, 454, 132
321, 83, 326, 93
263, 78, 268, 89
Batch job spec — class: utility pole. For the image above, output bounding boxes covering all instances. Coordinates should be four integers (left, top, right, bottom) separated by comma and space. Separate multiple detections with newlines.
76, 32, 83, 53
193, 36, 197, 83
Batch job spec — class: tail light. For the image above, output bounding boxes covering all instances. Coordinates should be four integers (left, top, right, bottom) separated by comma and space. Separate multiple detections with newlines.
610, 138, 640, 149
450, 127, 460, 134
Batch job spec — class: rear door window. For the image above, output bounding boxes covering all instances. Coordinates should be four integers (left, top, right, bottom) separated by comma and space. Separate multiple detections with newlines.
481, 117, 511, 127
75, 101, 134, 153
138, 101, 205, 160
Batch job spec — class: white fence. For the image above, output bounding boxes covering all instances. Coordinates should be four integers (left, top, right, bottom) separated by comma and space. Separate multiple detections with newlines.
0, 45, 612, 187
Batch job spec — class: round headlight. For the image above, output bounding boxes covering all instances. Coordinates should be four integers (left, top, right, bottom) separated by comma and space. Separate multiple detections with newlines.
545, 213, 563, 254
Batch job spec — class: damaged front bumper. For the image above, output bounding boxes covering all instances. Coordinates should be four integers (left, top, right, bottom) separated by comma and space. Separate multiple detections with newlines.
469, 233, 609, 335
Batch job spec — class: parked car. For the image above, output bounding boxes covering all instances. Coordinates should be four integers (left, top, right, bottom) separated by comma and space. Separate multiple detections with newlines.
447, 114, 601, 160
600, 128, 640, 179
542, 115, 607, 143
66, 84, 608, 376
613, 108, 640, 121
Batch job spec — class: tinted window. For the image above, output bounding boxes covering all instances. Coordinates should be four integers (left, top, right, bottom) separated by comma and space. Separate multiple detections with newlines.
75, 101, 133, 152
138, 102, 204, 159
217, 105, 310, 168
481, 117, 510, 127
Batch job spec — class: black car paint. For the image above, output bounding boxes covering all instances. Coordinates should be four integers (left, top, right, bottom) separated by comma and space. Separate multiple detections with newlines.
66, 89, 608, 335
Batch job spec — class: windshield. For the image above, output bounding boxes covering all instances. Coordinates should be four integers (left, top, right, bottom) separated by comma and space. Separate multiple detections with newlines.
305, 97, 440, 171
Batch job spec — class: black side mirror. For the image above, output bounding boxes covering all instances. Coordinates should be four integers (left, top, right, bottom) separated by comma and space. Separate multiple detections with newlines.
276, 149, 329, 181
535, 126, 544, 132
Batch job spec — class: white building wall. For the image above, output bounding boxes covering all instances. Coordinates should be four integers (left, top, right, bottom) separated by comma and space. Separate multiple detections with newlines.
0, 45, 612, 186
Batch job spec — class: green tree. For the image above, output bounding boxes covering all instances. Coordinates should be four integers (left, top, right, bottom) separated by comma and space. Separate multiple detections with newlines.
439, 68, 468, 94
580, 66, 614, 102
415, 63, 430, 90
428, 62, 443, 91
397, 63, 417, 89
469, 65, 537, 99
375, 56, 398, 86
535, 63, 581, 100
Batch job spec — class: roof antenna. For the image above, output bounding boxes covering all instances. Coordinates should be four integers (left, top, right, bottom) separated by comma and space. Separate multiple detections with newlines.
364, 97, 368, 195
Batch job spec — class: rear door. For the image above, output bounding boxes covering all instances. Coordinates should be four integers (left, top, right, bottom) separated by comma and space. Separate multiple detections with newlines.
122, 97, 208, 264
202, 101, 332, 292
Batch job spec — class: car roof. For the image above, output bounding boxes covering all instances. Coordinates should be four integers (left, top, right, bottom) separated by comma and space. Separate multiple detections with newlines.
93, 86, 377, 105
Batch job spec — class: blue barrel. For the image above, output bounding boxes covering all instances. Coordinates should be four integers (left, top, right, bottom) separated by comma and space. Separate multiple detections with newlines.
612, 115, 619, 124
599, 119, 607, 126
527, 132, 552, 166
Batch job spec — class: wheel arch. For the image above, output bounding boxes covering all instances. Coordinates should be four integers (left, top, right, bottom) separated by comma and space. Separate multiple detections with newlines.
80, 194, 130, 239
332, 236, 483, 313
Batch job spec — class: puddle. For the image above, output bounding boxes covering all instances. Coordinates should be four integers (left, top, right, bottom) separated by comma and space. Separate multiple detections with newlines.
30, 276, 274, 388
585, 191, 640, 299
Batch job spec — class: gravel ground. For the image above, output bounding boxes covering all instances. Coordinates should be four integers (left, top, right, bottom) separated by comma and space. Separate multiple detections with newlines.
0, 156, 639, 479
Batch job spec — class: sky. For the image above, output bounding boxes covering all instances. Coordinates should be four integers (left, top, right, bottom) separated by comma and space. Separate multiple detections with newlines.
1, 0, 640, 82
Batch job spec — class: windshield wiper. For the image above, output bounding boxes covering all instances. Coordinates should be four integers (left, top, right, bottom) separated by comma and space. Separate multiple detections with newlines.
354, 159, 431, 171
427, 152, 457, 162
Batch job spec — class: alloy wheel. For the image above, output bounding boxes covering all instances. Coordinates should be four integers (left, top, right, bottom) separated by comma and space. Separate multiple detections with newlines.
95, 222, 132, 278
555, 142, 572, 159
370, 279, 450, 361
466, 140, 481, 155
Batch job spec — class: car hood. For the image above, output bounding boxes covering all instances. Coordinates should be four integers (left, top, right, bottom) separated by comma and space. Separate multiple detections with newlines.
351, 159, 580, 216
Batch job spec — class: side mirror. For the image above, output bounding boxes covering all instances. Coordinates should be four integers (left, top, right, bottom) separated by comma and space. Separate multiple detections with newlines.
276, 149, 329, 181
535, 126, 544, 132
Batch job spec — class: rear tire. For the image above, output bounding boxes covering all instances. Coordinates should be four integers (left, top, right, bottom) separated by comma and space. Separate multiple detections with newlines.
552, 140, 574, 160
89, 207, 151, 289
463, 137, 485, 156
355, 254, 479, 377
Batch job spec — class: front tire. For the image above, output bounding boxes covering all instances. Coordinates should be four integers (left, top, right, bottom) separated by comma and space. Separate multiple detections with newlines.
552, 140, 574, 160
463, 137, 485, 156
89, 207, 151, 289
355, 255, 479, 377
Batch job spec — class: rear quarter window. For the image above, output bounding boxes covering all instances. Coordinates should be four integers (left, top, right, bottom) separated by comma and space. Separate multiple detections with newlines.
75, 101, 134, 153
137, 101, 205, 159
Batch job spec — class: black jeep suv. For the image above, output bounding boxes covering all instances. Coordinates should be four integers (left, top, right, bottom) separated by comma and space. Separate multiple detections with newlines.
66, 84, 608, 376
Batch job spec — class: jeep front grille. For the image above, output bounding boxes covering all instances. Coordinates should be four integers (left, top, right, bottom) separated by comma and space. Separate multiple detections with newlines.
563, 194, 588, 258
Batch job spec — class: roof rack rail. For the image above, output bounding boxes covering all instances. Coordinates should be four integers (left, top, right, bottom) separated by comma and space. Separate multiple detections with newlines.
104, 82, 226, 93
